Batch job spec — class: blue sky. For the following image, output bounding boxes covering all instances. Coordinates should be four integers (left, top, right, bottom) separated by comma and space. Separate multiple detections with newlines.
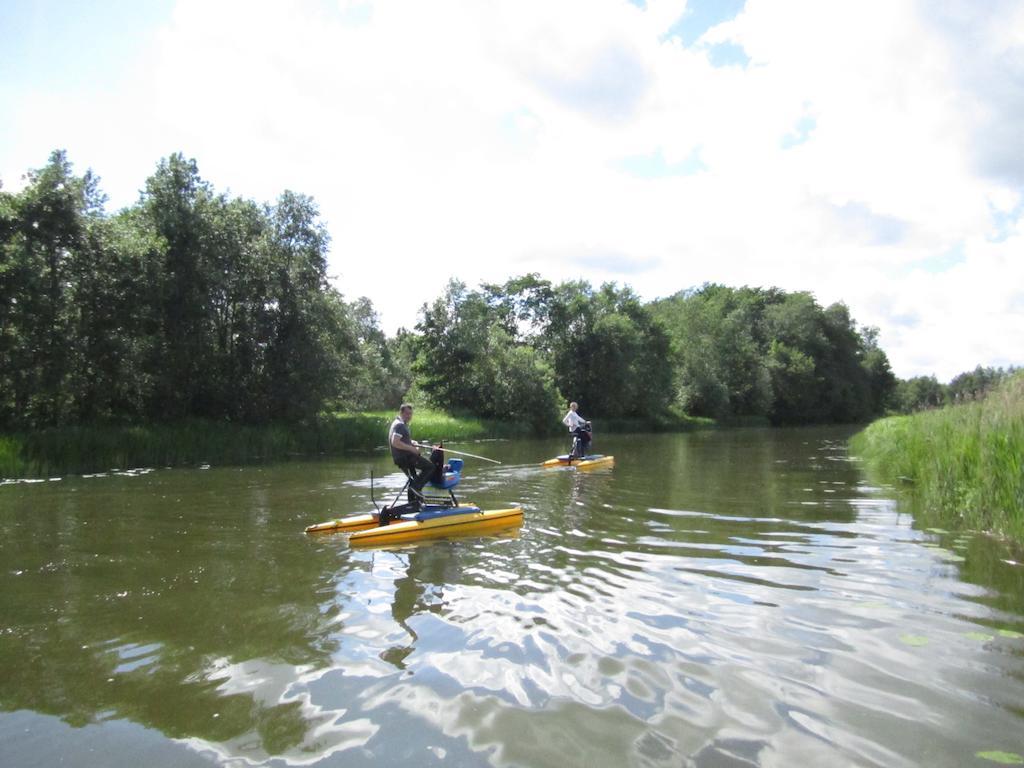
663, 0, 746, 46
1, 1, 170, 97
1, 0, 1022, 381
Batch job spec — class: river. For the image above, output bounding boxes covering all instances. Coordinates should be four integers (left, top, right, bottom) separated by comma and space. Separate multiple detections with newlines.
1, 427, 1022, 767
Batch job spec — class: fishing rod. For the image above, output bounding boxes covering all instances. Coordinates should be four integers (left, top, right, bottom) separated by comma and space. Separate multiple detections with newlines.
411, 441, 502, 465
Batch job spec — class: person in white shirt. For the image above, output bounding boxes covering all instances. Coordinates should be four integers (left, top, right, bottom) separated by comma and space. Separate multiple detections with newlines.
562, 401, 592, 458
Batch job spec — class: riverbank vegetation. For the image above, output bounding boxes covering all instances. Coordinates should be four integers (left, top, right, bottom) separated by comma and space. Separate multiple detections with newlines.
3, 150, 896, 475
852, 373, 1024, 542
0, 409, 532, 478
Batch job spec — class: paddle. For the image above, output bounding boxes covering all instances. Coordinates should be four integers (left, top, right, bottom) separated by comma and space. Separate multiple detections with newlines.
411, 441, 502, 464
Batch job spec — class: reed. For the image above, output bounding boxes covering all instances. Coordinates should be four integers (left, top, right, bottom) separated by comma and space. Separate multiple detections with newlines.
1, 406, 718, 480
0, 435, 29, 479
851, 373, 1024, 542
1, 422, 306, 478
323, 409, 542, 447
0, 409, 539, 479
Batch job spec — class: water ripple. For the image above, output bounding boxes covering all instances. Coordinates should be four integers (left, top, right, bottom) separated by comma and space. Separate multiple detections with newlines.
3, 429, 1024, 767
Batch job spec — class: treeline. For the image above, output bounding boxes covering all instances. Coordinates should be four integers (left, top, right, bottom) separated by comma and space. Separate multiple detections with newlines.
651, 285, 895, 423
411, 277, 672, 430
411, 278, 897, 428
0, 150, 404, 430
2, 151, 898, 436
893, 366, 1020, 414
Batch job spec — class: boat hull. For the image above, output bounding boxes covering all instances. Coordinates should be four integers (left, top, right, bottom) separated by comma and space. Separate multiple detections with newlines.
305, 504, 524, 545
541, 454, 615, 470
349, 506, 523, 546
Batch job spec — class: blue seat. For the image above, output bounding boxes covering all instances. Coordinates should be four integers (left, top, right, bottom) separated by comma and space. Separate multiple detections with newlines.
428, 457, 463, 490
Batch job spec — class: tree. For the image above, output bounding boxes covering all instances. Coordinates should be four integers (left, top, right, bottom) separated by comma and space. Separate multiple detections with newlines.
263, 191, 357, 422
65, 208, 162, 422
140, 153, 216, 420
542, 282, 672, 418
894, 375, 946, 413
653, 285, 894, 425
340, 297, 409, 410
652, 285, 772, 420
948, 365, 1012, 402
413, 280, 494, 411
0, 150, 370, 429
0, 151, 103, 427
412, 279, 562, 427
859, 325, 897, 415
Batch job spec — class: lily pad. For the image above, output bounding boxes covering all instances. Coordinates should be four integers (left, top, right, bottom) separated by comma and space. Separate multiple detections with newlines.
900, 634, 929, 647
965, 632, 995, 642
976, 751, 1024, 765
998, 629, 1023, 640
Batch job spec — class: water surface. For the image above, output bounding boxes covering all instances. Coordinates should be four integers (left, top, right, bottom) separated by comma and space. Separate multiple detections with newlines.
1, 428, 1023, 767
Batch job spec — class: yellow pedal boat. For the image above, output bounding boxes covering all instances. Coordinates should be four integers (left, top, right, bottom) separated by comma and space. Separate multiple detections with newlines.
541, 454, 615, 470
305, 504, 523, 546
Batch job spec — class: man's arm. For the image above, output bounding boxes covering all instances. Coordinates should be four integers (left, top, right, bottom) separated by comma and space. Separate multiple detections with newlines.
391, 432, 420, 454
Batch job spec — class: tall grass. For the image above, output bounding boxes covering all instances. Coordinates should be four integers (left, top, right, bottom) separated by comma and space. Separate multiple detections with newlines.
0, 406, 718, 480
851, 372, 1024, 542
2, 422, 303, 479
334, 409, 538, 444
0, 435, 27, 479
0, 409, 541, 479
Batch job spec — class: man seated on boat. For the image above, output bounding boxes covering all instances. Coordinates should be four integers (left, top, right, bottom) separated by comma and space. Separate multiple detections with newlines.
562, 401, 592, 459
389, 404, 435, 502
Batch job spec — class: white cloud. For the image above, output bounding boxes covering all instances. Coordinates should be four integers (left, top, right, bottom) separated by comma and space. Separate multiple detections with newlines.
1, 0, 1021, 380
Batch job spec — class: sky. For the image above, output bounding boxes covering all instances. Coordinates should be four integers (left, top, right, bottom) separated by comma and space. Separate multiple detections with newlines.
1, 0, 1022, 381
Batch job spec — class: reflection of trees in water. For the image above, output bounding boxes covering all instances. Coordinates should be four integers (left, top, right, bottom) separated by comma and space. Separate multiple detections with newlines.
0, 478, 355, 758
652, 427, 865, 521
518, 429, 871, 591
10, 430, 1021, 763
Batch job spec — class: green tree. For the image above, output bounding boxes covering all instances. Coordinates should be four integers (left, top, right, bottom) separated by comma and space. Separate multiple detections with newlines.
263, 191, 358, 422
652, 285, 773, 420
542, 282, 672, 418
486, 326, 562, 431
948, 365, 1015, 403
339, 296, 409, 410
762, 294, 830, 423
140, 153, 217, 420
0, 151, 103, 427
654, 285, 895, 425
893, 375, 946, 412
0, 150, 376, 430
859, 325, 897, 415
413, 279, 562, 427
65, 208, 162, 422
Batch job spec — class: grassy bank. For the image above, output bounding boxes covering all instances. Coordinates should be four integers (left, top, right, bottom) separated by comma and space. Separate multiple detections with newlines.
850, 373, 1024, 542
0, 407, 714, 479
0, 409, 545, 479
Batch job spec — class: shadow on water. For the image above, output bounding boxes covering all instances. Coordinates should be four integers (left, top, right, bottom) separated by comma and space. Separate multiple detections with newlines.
0, 427, 1022, 766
